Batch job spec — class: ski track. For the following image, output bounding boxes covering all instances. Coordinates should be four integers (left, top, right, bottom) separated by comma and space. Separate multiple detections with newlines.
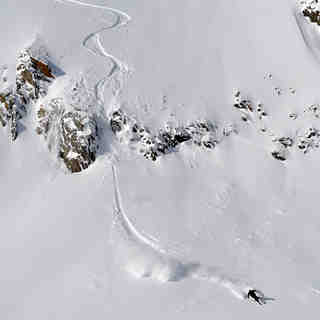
55, 0, 266, 304
54, 0, 131, 106
112, 165, 258, 301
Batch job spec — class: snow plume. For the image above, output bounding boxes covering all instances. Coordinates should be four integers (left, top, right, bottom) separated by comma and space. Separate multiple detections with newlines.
110, 165, 270, 302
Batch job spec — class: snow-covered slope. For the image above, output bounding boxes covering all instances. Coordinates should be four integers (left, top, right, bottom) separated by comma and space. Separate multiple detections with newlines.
2, 0, 320, 319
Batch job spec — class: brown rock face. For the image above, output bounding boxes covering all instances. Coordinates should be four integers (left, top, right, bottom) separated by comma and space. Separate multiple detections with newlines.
0, 49, 56, 142
37, 98, 98, 173
0, 90, 19, 141
16, 50, 54, 105
59, 111, 98, 173
30, 57, 55, 79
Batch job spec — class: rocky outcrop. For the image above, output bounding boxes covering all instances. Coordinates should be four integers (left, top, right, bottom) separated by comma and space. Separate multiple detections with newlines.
233, 90, 268, 123
271, 137, 292, 161
299, 0, 320, 25
0, 90, 18, 141
232, 88, 320, 161
16, 50, 54, 105
37, 98, 98, 173
0, 47, 55, 141
0, 42, 99, 173
297, 127, 320, 153
270, 129, 320, 161
109, 109, 224, 161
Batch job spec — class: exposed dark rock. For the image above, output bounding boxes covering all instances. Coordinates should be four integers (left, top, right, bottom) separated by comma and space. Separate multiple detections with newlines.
0, 47, 56, 141
223, 125, 238, 137
16, 50, 54, 105
109, 109, 220, 161
278, 137, 294, 148
305, 104, 320, 118
271, 150, 287, 161
305, 127, 318, 138
110, 109, 127, 134
37, 98, 98, 173
0, 90, 20, 141
296, 127, 320, 154
274, 87, 282, 96
144, 148, 158, 161
233, 90, 253, 112
10, 106, 18, 141
289, 112, 298, 120
59, 111, 98, 173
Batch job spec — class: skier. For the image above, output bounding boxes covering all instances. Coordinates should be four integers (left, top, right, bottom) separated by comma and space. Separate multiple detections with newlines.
247, 289, 265, 305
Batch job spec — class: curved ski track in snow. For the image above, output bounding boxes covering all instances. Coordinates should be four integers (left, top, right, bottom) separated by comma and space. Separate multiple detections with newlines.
111, 165, 265, 301
54, 0, 267, 303
54, 0, 131, 104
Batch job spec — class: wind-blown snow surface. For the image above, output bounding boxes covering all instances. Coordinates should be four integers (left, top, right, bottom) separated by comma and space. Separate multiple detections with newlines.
2, 0, 320, 319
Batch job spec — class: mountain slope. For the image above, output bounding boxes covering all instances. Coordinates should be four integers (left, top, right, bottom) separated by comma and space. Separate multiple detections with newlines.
2, 0, 320, 319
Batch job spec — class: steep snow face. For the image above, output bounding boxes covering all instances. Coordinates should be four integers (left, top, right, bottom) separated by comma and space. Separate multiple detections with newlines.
3, 0, 320, 319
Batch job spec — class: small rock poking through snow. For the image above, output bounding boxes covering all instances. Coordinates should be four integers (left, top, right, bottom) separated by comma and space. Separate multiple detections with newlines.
299, 0, 320, 25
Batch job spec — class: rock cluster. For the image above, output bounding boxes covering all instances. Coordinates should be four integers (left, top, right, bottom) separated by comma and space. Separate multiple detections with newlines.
304, 103, 320, 118
232, 88, 320, 161
109, 109, 220, 161
0, 43, 100, 173
271, 137, 294, 161
0, 49, 55, 141
37, 98, 98, 173
233, 90, 268, 123
299, 0, 320, 25
297, 127, 320, 153
271, 129, 320, 161
16, 50, 54, 105
0, 89, 19, 141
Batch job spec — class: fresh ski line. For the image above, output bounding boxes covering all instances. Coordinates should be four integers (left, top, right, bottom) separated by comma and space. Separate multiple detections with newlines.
111, 166, 269, 303
54, 0, 131, 104
112, 165, 175, 256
